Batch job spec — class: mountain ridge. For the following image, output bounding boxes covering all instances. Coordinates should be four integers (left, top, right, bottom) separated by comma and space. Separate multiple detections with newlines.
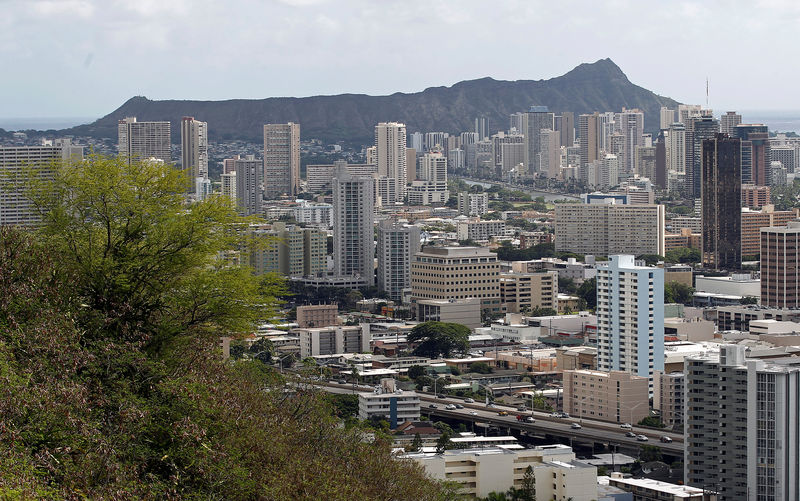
62, 58, 680, 144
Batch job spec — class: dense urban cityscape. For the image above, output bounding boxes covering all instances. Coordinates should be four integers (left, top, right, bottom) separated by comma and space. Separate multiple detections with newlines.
4, 2, 800, 500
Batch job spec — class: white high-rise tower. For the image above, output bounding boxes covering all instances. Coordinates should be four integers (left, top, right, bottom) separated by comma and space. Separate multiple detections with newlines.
333, 164, 375, 286
374, 122, 407, 202
181, 116, 208, 192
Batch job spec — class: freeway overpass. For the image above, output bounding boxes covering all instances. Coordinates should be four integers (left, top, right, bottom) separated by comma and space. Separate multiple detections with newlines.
320, 383, 683, 457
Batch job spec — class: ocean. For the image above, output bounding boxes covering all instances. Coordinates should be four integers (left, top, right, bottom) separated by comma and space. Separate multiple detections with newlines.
0, 117, 96, 131
739, 110, 800, 134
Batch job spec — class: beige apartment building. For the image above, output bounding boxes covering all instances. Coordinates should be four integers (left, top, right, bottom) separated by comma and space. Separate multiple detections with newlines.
740, 205, 799, 257
554, 203, 665, 256
404, 444, 597, 500
248, 222, 326, 277
562, 369, 649, 424
411, 246, 502, 314
500, 271, 558, 313
296, 304, 339, 328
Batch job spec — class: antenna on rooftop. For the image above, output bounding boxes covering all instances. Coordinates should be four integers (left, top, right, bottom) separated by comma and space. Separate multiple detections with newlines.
706, 77, 709, 108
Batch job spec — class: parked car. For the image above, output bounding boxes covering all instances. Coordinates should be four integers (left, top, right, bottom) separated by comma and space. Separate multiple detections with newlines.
497, 411, 509, 416
636, 435, 649, 442
455, 404, 464, 409
464, 398, 475, 404
625, 431, 637, 438
660, 436, 673, 443
620, 423, 632, 429
445, 404, 456, 410
571, 423, 582, 429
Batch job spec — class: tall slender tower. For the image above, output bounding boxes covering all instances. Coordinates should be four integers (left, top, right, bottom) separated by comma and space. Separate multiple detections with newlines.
263, 123, 300, 199
701, 134, 741, 269
377, 219, 421, 301
596, 255, 664, 392
332, 164, 375, 285
522, 106, 555, 174
118, 117, 171, 164
180, 117, 208, 192
719, 111, 742, 136
234, 155, 262, 216
618, 108, 644, 174
374, 122, 407, 202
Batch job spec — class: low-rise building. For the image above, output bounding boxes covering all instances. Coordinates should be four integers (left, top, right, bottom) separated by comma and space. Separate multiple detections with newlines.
296, 304, 339, 328
416, 298, 482, 330
357, 379, 420, 427
500, 271, 558, 313
295, 325, 371, 357
715, 305, 800, 332
403, 444, 597, 500
695, 273, 760, 298
563, 370, 649, 424
556, 346, 597, 371
605, 473, 715, 501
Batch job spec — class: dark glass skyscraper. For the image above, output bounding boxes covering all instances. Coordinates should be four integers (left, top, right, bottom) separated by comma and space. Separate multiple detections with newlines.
702, 134, 741, 270
688, 116, 720, 198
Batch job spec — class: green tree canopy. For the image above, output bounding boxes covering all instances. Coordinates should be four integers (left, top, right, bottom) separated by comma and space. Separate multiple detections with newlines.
408, 321, 471, 358
664, 281, 695, 305
577, 277, 597, 310
664, 247, 701, 264
468, 362, 493, 374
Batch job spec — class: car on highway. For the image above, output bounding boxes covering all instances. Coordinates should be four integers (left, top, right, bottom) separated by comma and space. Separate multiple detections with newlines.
636, 435, 649, 442
445, 404, 456, 410
516, 406, 527, 412
497, 411, 509, 416
486, 403, 496, 408
625, 431, 637, 438
550, 412, 560, 418
517, 415, 535, 423
571, 423, 582, 429
660, 436, 673, 443
436, 394, 446, 399
337, 379, 347, 384
428, 404, 437, 409
455, 404, 464, 409
469, 411, 478, 416
464, 398, 475, 404
620, 423, 632, 429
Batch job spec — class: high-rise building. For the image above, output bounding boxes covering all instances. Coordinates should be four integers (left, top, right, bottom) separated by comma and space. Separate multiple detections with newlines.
618, 108, 644, 174
408, 132, 423, 152
719, 111, 742, 136
263, 123, 300, 199
655, 132, 667, 190
687, 116, 719, 197
306, 162, 377, 194
474, 116, 489, 141
596, 255, 664, 389
457, 192, 489, 216
665, 122, 686, 174
701, 134, 741, 269
248, 222, 326, 277
332, 164, 375, 286
740, 205, 799, 257
234, 155, 262, 216
556, 112, 575, 148
734, 124, 770, 186
375, 122, 407, 201
555, 203, 665, 256
117, 117, 170, 164
523, 106, 555, 174
406, 147, 417, 182
659, 107, 676, 130
222, 155, 240, 174
180, 117, 208, 192
635, 145, 656, 181
376, 219, 421, 302
761, 221, 800, 308
685, 345, 800, 500
220, 171, 236, 207
0, 140, 83, 226
410, 246, 501, 314
499, 271, 558, 313
578, 113, 600, 171
539, 129, 561, 178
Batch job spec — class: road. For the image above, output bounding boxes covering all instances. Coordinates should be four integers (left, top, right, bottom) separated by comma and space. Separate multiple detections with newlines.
319, 383, 684, 456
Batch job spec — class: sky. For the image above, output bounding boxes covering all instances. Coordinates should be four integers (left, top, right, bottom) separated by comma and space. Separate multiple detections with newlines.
2, 0, 800, 120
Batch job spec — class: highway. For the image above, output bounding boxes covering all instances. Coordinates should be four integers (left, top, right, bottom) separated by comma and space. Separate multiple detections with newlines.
319, 383, 684, 456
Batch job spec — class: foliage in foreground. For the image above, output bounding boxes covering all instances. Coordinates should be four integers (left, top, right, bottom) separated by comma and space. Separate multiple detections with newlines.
0, 155, 455, 500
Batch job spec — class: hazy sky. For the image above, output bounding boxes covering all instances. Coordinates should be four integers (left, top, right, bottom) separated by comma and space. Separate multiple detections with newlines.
2, 0, 798, 119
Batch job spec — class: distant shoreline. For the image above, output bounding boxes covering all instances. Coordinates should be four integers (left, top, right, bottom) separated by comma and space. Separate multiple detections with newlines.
0, 117, 96, 131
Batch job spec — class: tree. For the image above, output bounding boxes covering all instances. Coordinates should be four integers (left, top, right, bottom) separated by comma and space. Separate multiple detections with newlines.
527, 306, 557, 317
0, 157, 457, 499
519, 465, 536, 501
636, 254, 665, 266
559, 276, 578, 294
577, 278, 597, 310
638, 416, 666, 428
664, 281, 695, 305
664, 247, 701, 264
468, 362, 494, 374
639, 445, 663, 463
435, 431, 453, 453
741, 296, 759, 305
409, 432, 423, 452
407, 365, 426, 380
408, 322, 471, 358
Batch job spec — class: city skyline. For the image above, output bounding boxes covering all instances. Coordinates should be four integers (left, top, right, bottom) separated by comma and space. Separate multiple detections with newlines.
4, 1, 800, 120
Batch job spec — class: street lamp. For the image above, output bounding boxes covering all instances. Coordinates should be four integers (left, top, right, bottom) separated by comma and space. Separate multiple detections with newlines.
628, 401, 646, 426
433, 374, 445, 396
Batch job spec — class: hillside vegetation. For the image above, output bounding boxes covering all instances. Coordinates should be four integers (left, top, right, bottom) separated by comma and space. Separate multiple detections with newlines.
0, 155, 454, 500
